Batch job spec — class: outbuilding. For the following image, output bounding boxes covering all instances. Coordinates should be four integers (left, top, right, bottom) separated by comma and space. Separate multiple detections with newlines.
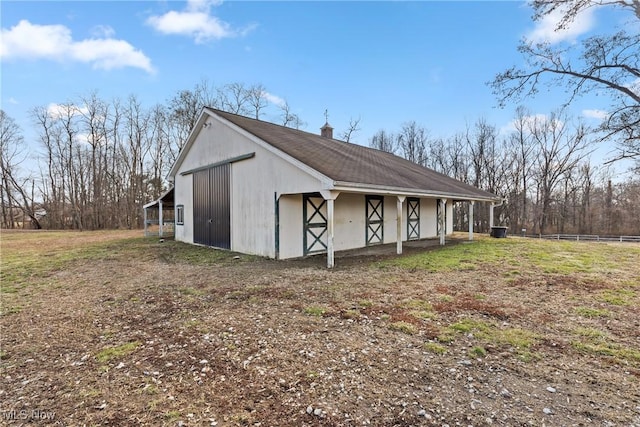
165, 108, 500, 267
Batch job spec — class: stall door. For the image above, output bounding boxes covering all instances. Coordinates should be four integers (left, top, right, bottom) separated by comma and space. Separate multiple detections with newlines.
407, 197, 420, 240
303, 193, 327, 255
193, 164, 230, 249
436, 198, 445, 236
366, 195, 384, 245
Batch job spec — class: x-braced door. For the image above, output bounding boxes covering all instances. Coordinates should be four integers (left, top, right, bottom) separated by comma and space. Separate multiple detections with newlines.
303, 193, 327, 255
407, 197, 420, 240
366, 195, 384, 245
436, 198, 445, 236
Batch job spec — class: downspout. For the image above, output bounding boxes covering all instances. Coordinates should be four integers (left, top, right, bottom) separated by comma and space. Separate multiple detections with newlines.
489, 198, 505, 228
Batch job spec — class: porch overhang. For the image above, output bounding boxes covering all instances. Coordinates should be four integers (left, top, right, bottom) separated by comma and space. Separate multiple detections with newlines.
143, 187, 175, 238
330, 181, 501, 203
278, 184, 497, 269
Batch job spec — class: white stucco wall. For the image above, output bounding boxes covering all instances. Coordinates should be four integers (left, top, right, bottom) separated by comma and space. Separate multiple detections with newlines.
333, 193, 365, 251
173, 173, 193, 244
278, 194, 303, 259
420, 198, 438, 238
446, 201, 454, 235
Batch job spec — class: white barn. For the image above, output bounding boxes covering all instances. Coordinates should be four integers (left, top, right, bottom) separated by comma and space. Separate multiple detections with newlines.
165, 108, 500, 267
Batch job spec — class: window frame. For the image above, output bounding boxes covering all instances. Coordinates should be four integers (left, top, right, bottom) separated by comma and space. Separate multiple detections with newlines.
176, 204, 184, 225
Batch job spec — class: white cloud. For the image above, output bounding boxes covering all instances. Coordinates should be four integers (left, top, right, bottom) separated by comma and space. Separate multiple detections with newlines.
146, 0, 255, 43
186, 0, 223, 12
582, 109, 609, 120
263, 91, 285, 107
1, 20, 154, 73
47, 103, 89, 119
90, 25, 115, 38
499, 113, 563, 135
8, 97, 18, 105
526, 6, 596, 44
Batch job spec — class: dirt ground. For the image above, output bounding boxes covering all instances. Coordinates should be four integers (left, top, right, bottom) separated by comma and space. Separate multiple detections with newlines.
1, 231, 639, 426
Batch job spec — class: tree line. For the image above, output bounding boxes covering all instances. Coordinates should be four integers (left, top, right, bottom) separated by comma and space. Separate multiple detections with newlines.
0, 81, 304, 230
2, 0, 638, 235
369, 109, 639, 236
2, 88, 637, 235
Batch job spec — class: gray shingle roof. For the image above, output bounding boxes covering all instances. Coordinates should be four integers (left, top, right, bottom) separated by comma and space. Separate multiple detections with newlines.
211, 108, 499, 201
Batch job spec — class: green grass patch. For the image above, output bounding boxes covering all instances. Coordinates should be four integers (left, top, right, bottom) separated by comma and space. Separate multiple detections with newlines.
572, 341, 640, 364
358, 300, 373, 308
303, 305, 327, 317
495, 328, 539, 349
380, 238, 512, 272
381, 235, 639, 275
389, 321, 417, 335
599, 289, 635, 306
448, 318, 490, 334
469, 346, 487, 357
445, 317, 539, 356
96, 341, 141, 363
574, 307, 610, 318
403, 299, 437, 320
574, 327, 608, 339
341, 309, 361, 320
179, 287, 205, 296
424, 342, 448, 354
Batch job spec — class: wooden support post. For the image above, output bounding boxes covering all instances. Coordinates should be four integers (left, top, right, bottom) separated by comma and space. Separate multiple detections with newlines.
159, 200, 164, 238
489, 202, 494, 229
469, 201, 475, 241
396, 196, 406, 254
326, 198, 334, 268
320, 190, 340, 269
439, 198, 447, 246
144, 207, 149, 237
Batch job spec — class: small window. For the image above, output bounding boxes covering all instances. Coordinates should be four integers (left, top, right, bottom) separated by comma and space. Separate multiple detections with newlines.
176, 205, 184, 225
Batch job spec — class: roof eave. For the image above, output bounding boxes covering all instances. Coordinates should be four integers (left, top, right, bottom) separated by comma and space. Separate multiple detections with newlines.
332, 181, 501, 202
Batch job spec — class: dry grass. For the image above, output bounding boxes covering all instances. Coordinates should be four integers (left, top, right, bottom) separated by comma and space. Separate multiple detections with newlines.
1, 231, 639, 426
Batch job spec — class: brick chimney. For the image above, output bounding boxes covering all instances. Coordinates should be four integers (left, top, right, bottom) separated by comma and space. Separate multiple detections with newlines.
320, 122, 333, 139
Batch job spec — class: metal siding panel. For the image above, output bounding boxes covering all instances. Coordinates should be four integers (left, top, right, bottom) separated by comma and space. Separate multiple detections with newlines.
193, 169, 209, 245
192, 165, 230, 249
210, 163, 231, 249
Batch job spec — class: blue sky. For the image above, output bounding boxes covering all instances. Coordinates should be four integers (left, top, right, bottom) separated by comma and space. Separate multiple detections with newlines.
0, 0, 634, 175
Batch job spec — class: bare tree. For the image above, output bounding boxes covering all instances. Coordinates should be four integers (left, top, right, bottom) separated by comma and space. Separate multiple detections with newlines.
530, 0, 640, 28
491, 0, 640, 162
528, 111, 593, 233
246, 84, 268, 119
218, 82, 251, 116
279, 101, 305, 129
339, 116, 361, 143
397, 121, 428, 165
0, 110, 40, 228
504, 106, 539, 232
369, 129, 396, 154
